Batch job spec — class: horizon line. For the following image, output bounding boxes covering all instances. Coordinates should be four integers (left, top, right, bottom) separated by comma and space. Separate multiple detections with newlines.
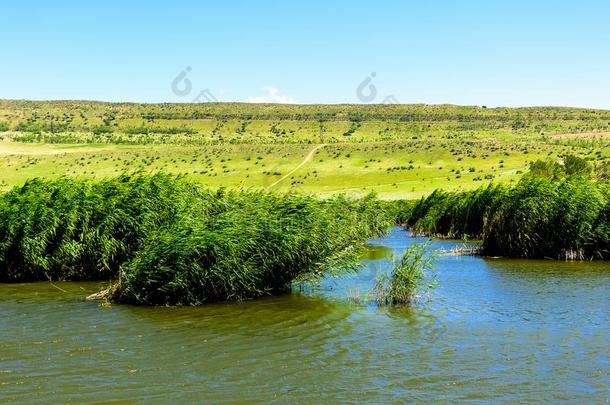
1, 98, 609, 112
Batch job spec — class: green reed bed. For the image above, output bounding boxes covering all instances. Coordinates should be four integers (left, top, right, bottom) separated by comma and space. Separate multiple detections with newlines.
402, 176, 610, 260
0, 174, 393, 304
405, 184, 506, 239
483, 177, 609, 259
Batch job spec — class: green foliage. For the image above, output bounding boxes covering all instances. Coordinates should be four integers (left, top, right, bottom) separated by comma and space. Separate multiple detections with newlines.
529, 159, 562, 178
483, 177, 608, 259
2, 100, 609, 200
398, 177, 610, 259
407, 184, 506, 239
14, 120, 70, 134
372, 242, 435, 305
563, 155, 592, 177
528, 155, 593, 179
124, 126, 197, 135
594, 161, 610, 180
0, 174, 393, 304
3, 100, 610, 146
92, 125, 114, 135
119, 193, 391, 305
378, 199, 415, 225
0, 174, 187, 281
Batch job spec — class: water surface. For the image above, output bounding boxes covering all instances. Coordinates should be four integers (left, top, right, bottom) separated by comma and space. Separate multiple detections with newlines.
1, 228, 608, 403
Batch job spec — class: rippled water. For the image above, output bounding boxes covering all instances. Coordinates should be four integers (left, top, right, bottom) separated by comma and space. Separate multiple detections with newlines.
1, 228, 608, 403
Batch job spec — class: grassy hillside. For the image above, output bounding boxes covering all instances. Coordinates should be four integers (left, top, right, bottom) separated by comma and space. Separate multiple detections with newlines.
1, 100, 609, 198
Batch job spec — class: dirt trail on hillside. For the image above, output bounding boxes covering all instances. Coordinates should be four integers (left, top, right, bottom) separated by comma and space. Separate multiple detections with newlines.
266, 144, 327, 189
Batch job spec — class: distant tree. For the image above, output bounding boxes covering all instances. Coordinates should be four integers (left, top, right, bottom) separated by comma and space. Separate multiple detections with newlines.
563, 155, 592, 177
529, 155, 592, 179
529, 159, 561, 178
594, 161, 610, 180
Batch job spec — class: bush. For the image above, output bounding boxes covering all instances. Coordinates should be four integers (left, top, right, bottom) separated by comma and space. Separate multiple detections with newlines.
528, 155, 592, 179
529, 159, 561, 178
563, 155, 592, 177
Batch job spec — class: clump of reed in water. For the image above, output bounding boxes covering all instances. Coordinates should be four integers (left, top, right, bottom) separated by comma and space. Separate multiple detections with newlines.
372, 242, 436, 305
399, 166, 610, 260
0, 173, 394, 305
482, 176, 609, 259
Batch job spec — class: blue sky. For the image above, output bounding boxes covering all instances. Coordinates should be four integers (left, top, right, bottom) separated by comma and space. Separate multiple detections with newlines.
1, 0, 609, 108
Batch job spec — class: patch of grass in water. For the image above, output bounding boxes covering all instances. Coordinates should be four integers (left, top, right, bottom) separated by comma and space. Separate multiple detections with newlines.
371, 242, 436, 306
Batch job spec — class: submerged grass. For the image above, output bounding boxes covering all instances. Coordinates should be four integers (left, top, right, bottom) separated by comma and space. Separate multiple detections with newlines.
0, 173, 393, 304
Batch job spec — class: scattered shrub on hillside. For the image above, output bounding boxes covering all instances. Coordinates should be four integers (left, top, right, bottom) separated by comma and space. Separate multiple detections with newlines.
563, 155, 592, 177
528, 154, 592, 179
529, 159, 561, 178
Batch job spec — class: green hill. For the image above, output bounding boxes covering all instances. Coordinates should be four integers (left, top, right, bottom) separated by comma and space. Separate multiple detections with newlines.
1, 100, 608, 198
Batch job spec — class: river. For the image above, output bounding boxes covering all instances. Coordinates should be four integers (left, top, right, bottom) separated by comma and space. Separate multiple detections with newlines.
1, 228, 608, 403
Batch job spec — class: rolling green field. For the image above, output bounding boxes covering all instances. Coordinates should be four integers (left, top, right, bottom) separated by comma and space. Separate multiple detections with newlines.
1, 100, 609, 198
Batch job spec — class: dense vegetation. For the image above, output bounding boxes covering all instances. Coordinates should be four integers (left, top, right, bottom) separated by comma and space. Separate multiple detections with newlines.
0, 174, 393, 304
403, 159, 610, 259
2, 100, 610, 146
3, 100, 610, 125
0, 102, 608, 307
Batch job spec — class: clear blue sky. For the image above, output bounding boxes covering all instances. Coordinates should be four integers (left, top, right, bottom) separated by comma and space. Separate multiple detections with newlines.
2, 0, 609, 108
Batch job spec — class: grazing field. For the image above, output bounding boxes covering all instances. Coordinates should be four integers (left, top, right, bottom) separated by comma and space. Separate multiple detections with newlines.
1, 100, 610, 198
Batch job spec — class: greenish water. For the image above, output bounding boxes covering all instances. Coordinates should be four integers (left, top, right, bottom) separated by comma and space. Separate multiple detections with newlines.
1, 228, 608, 403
